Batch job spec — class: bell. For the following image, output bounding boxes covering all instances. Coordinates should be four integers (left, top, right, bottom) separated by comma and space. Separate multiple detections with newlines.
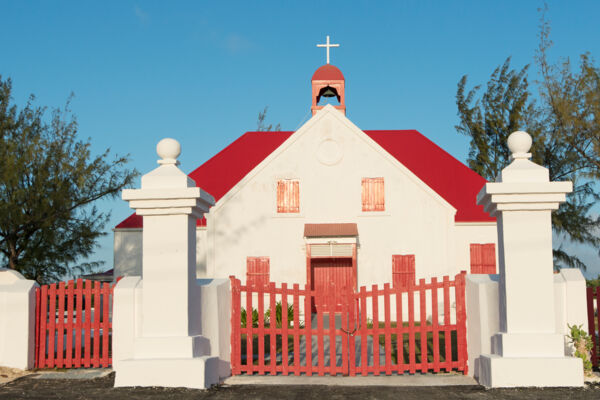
321, 87, 337, 98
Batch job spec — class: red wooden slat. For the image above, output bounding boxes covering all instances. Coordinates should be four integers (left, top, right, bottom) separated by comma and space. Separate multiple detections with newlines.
101, 283, 110, 367
443, 276, 451, 372
281, 283, 289, 375
84, 280, 92, 367
245, 281, 253, 374
47, 283, 56, 368
456, 272, 468, 374
317, 290, 325, 376
66, 280, 74, 368
596, 287, 600, 369
383, 283, 392, 375
407, 281, 416, 373
395, 284, 404, 374
56, 282, 65, 368
75, 279, 83, 368
372, 284, 380, 375
269, 282, 277, 375
348, 291, 357, 376
360, 286, 368, 375
231, 277, 241, 375
257, 283, 265, 375
38, 285, 48, 368
304, 283, 313, 376
341, 288, 349, 376
587, 288, 597, 368
35, 287, 40, 368
419, 279, 427, 373
293, 284, 300, 375
431, 277, 440, 372
92, 281, 101, 367
328, 287, 336, 375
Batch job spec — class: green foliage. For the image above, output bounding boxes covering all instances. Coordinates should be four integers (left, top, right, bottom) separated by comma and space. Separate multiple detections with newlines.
455, 7, 600, 270
566, 324, 594, 375
587, 274, 600, 288
0, 76, 138, 283
256, 106, 281, 132
241, 301, 302, 328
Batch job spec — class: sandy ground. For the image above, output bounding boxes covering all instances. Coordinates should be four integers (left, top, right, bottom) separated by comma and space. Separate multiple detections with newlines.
0, 367, 31, 386
1, 372, 600, 399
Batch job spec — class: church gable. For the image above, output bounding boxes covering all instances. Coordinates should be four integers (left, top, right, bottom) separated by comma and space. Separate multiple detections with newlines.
210, 105, 457, 217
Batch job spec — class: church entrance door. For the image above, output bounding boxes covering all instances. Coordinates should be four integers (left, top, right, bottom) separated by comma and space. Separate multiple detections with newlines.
310, 257, 353, 313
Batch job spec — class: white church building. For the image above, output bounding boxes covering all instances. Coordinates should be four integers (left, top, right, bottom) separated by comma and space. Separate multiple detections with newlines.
114, 57, 498, 298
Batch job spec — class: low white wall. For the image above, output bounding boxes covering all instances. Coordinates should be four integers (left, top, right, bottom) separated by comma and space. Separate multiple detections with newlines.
113, 276, 231, 379
0, 269, 38, 370
466, 268, 587, 379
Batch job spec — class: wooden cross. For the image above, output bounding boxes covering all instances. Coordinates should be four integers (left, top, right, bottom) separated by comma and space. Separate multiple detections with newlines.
316, 35, 339, 64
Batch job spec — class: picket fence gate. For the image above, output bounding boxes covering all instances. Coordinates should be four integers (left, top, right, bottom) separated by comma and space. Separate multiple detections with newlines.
230, 272, 468, 376
587, 286, 600, 369
35, 279, 115, 368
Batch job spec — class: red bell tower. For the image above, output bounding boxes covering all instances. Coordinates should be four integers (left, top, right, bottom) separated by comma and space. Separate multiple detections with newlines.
312, 35, 345, 116
311, 64, 346, 116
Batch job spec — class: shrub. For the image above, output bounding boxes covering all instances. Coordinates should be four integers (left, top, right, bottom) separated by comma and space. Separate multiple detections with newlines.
567, 324, 594, 376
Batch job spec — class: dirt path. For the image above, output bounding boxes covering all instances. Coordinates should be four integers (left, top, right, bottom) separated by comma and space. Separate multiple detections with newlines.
1, 373, 600, 399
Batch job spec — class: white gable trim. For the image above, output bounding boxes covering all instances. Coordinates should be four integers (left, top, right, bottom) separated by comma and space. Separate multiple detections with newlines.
210, 105, 456, 216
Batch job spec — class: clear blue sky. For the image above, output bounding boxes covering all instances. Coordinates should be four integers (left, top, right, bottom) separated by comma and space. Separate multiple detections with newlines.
2, 1, 599, 277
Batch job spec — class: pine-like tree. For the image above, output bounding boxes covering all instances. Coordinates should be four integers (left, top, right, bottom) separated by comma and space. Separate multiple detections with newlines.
0, 76, 138, 283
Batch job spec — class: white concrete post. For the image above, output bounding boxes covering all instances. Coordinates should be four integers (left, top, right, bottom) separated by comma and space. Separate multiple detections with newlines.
476, 131, 583, 387
114, 138, 219, 389
0, 269, 38, 370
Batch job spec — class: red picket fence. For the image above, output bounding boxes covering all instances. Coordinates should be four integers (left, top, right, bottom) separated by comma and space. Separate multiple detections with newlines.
35, 279, 115, 369
230, 272, 468, 376
587, 287, 600, 369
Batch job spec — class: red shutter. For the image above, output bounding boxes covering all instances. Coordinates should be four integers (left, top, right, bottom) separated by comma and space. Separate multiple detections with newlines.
277, 180, 299, 213
470, 244, 496, 274
392, 255, 415, 288
246, 257, 270, 288
362, 177, 384, 211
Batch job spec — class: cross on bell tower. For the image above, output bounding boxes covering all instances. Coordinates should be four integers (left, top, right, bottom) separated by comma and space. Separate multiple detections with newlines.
316, 35, 340, 64
311, 35, 345, 116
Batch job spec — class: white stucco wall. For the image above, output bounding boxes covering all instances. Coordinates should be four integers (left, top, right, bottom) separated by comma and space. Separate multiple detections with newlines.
114, 108, 498, 287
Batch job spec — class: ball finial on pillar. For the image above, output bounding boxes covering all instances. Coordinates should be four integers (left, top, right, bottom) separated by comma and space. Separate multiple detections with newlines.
157, 138, 181, 165
507, 131, 532, 160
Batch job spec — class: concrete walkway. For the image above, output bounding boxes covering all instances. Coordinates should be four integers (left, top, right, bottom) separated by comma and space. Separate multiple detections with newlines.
224, 373, 477, 386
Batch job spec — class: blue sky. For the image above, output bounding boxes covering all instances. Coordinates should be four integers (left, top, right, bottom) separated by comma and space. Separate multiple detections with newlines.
1, 1, 599, 277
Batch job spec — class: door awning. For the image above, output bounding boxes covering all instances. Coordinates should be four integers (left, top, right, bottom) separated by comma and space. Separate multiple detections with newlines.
304, 223, 358, 238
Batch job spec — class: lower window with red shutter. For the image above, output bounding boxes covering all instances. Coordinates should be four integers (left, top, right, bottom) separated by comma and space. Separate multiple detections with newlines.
246, 257, 270, 288
470, 243, 496, 274
392, 254, 415, 288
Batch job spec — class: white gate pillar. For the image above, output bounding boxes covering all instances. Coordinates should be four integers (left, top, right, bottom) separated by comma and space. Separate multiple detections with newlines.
114, 138, 218, 389
476, 131, 583, 387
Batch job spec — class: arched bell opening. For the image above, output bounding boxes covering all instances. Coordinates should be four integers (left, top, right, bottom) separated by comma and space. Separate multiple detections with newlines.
316, 86, 341, 106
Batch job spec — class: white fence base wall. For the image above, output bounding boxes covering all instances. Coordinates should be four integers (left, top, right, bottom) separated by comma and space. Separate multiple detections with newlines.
112, 276, 230, 389
0, 269, 37, 370
466, 269, 586, 387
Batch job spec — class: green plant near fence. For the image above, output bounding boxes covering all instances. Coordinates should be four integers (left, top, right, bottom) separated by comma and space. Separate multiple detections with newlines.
567, 323, 593, 376
241, 301, 303, 328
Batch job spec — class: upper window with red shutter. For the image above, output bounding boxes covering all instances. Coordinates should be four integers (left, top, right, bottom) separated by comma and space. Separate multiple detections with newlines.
246, 257, 270, 288
277, 179, 300, 213
362, 177, 385, 212
392, 254, 415, 288
470, 243, 496, 274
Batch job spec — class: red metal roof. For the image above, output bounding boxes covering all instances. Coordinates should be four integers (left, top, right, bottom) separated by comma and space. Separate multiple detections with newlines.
312, 64, 345, 81
115, 130, 494, 229
304, 223, 358, 237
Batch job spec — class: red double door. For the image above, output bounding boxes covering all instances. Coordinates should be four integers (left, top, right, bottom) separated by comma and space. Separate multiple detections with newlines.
310, 257, 354, 312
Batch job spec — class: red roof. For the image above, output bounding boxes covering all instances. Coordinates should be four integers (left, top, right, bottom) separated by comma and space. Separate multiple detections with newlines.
115, 130, 493, 229
312, 64, 345, 81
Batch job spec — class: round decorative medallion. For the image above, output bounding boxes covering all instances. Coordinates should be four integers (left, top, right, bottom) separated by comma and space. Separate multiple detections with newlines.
317, 139, 343, 166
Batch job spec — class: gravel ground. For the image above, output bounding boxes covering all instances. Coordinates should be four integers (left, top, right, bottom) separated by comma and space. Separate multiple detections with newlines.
1, 373, 600, 400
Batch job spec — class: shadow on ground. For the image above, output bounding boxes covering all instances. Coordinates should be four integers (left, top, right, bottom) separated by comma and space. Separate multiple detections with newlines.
1, 372, 600, 400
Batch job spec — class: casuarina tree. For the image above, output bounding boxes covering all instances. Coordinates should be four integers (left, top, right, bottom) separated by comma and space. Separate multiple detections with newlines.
455, 7, 600, 270
0, 76, 138, 283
